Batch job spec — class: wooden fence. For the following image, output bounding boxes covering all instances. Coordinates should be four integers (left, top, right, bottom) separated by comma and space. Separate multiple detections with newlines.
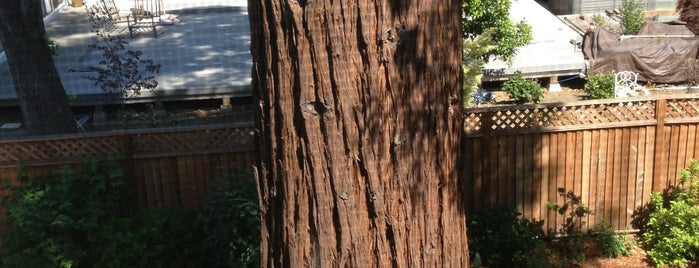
3, 95, 699, 231
462, 95, 699, 232
0, 123, 256, 208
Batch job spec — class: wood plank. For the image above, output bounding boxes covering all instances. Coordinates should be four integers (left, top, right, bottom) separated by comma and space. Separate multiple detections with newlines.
540, 134, 551, 225
677, 125, 690, 180
626, 127, 640, 228
643, 126, 656, 206
652, 99, 668, 192
688, 124, 697, 161
668, 125, 681, 186
556, 132, 567, 232
604, 129, 615, 227
142, 159, 156, 208
497, 137, 508, 207
488, 137, 499, 207
597, 129, 608, 225
150, 157, 164, 207
548, 132, 560, 232
523, 134, 534, 220
177, 157, 193, 207
634, 127, 647, 216
612, 128, 624, 229
532, 133, 543, 221
159, 157, 174, 207
565, 132, 575, 202
472, 138, 483, 210
507, 136, 517, 207
581, 130, 592, 230
588, 129, 600, 230
462, 139, 474, 213
516, 135, 525, 214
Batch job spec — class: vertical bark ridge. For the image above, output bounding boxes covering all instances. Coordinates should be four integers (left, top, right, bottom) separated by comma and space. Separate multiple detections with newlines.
250, 0, 467, 266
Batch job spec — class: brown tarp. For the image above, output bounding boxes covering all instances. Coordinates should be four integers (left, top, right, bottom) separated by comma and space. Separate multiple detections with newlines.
583, 21, 699, 83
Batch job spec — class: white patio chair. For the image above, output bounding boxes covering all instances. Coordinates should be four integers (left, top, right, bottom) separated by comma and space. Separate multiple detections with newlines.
614, 71, 649, 98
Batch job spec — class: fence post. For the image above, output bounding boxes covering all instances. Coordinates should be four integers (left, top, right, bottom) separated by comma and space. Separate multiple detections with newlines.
652, 99, 667, 192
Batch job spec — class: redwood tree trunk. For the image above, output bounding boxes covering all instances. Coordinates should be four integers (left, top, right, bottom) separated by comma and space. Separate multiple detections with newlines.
0, 0, 76, 135
249, 1, 467, 267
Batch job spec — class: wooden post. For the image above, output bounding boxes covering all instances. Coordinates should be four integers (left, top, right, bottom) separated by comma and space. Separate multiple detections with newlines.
220, 97, 232, 114
652, 99, 667, 192
548, 76, 562, 92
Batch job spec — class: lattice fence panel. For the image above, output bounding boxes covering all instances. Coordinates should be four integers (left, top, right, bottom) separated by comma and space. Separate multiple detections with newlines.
464, 100, 656, 135
130, 126, 255, 155
0, 135, 123, 166
666, 99, 699, 120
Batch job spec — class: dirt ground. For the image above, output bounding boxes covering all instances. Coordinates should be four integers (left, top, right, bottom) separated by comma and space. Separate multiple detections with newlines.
476, 78, 698, 107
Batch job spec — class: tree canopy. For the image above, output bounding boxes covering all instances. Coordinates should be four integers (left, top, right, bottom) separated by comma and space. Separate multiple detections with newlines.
462, 0, 533, 62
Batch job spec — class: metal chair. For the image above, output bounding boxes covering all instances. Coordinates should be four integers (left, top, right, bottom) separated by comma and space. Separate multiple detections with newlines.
126, 0, 163, 38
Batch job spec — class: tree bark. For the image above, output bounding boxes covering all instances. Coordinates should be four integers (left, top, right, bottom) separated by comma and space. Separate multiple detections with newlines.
0, 0, 76, 135
249, 1, 467, 267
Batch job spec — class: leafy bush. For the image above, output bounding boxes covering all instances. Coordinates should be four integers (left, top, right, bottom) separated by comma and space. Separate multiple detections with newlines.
593, 221, 632, 258
0, 160, 260, 268
0, 159, 127, 267
642, 160, 699, 267
584, 72, 615, 99
196, 167, 260, 268
620, 0, 645, 35
467, 206, 547, 267
502, 71, 544, 104
546, 188, 592, 264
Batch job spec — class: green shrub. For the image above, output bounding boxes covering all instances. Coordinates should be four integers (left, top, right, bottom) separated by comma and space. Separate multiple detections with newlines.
196, 167, 260, 268
467, 206, 547, 267
502, 71, 544, 104
546, 188, 592, 264
95, 208, 202, 268
0, 160, 260, 268
0, 159, 127, 267
593, 221, 632, 258
584, 72, 615, 99
642, 159, 699, 267
620, 0, 645, 35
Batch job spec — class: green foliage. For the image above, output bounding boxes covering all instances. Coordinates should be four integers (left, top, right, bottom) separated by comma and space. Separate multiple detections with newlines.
642, 159, 699, 267
196, 167, 260, 268
467, 207, 547, 267
0, 159, 126, 267
546, 188, 592, 264
462, 0, 533, 62
620, 0, 645, 35
463, 29, 497, 107
593, 221, 632, 258
44, 33, 60, 56
591, 13, 607, 27
94, 208, 202, 268
502, 71, 543, 104
584, 72, 615, 99
0, 160, 261, 268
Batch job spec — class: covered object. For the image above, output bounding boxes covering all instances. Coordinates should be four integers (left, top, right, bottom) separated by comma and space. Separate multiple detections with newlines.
583, 21, 699, 83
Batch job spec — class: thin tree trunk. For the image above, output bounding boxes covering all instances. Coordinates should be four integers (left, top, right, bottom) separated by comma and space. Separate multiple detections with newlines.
249, 1, 467, 267
0, 0, 76, 135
